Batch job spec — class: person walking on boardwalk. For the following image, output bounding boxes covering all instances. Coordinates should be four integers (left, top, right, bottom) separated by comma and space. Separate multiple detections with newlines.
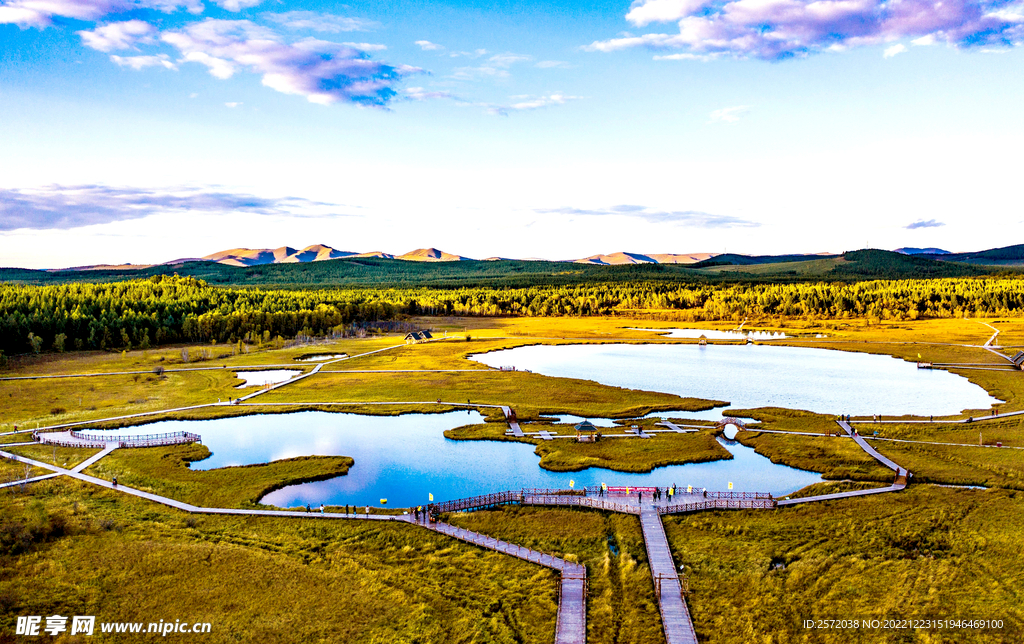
112, 476, 117, 488
306, 504, 311, 513
319, 504, 324, 514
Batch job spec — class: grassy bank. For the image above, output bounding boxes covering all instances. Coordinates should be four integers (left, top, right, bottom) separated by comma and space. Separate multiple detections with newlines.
258, 369, 720, 420
735, 432, 894, 482
446, 422, 732, 472
4, 444, 100, 469
0, 478, 558, 643
665, 486, 1023, 643
84, 443, 355, 508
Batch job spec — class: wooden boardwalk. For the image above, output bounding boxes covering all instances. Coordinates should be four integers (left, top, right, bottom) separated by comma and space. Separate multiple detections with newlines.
415, 518, 587, 644
777, 483, 905, 506
837, 421, 909, 479
639, 508, 698, 644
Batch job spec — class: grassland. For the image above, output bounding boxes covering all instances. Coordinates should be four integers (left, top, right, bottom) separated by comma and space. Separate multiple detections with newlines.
0, 478, 558, 644
871, 441, 1024, 490
83, 443, 355, 508
4, 444, 101, 469
3, 315, 1024, 642
735, 432, 895, 482
258, 369, 719, 420
446, 422, 731, 472
446, 506, 666, 644
665, 486, 1023, 643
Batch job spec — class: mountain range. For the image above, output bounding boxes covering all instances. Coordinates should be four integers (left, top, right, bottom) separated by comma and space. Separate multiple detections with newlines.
34, 243, 1024, 273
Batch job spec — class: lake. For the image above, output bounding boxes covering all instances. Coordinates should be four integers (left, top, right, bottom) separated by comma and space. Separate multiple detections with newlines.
470, 343, 1000, 416
86, 410, 823, 507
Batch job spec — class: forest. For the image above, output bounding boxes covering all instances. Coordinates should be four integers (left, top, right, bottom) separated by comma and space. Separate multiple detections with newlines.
4, 273, 1024, 356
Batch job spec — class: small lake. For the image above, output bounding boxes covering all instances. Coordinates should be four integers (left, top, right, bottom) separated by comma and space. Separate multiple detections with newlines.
471, 343, 1000, 416
632, 327, 789, 340
86, 411, 822, 507
234, 370, 301, 388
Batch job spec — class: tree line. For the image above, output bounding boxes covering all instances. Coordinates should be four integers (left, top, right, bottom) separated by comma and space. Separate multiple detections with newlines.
4, 274, 1024, 356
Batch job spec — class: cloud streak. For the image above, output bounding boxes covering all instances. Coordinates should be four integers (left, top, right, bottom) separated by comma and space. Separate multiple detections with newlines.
0, 185, 339, 231
586, 0, 1024, 60
709, 105, 748, 122
905, 218, 945, 229
263, 11, 378, 33
537, 204, 759, 227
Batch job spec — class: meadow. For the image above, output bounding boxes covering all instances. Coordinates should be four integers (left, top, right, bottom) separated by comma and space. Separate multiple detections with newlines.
2, 313, 1024, 642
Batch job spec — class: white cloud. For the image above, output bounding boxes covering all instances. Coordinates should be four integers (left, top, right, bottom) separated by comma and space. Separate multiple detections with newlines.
588, 0, 1024, 60
78, 20, 156, 52
415, 40, 444, 51
0, 0, 201, 28
213, 0, 262, 11
0, 184, 335, 231
263, 11, 378, 33
161, 19, 420, 106
404, 87, 457, 100
911, 34, 937, 46
626, 0, 711, 27
224, 101, 242, 107
111, 53, 177, 70
341, 42, 387, 52
708, 105, 748, 122
883, 43, 907, 58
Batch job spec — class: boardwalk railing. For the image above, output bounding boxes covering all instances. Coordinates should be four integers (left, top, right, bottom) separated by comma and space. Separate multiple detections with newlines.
33, 432, 107, 449
657, 498, 777, 515
71, 430, 201, 448
703, 491, 773, 500
525, 494, 641, 515
429, 490, 522, 515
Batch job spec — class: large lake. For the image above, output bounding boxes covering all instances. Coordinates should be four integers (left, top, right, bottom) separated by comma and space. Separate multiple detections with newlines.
471, 343, 1000, 416
87, 410, 822, 508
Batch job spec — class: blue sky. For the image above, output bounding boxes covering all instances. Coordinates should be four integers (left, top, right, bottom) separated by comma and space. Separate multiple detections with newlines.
1, 0, 1022, 267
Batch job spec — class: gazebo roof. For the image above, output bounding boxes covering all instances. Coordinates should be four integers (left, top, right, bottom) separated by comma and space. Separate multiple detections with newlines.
574, 420, 599, 432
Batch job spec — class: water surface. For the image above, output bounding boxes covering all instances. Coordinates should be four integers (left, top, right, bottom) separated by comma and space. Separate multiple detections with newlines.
471, 343, 999, 416
87, 410, 822, 507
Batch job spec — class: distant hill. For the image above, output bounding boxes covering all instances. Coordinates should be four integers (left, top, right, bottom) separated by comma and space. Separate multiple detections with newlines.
929, 243, 1024, 266
397, 248, 472, 262
895, 247, 951, 255
201, 244, 357, 266
574, 252, 716, 265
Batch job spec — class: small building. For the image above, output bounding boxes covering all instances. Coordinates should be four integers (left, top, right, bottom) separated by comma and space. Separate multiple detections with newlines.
420, 330, 433, 339
698, 334, 708, 346
404, 332, 423, 343
575, 420, 599, 443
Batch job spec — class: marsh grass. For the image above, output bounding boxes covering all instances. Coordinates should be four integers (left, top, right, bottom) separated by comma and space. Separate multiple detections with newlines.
0, 477, 558, 643
446, 422, 731, 472
665, 486, 1024, 643
735, 432, 894, 482
259, 370, 717, 420
446, 506, 667, 644
4, 444, 100, 469
872, 441, 1024, 489
85, 443, 355, 508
